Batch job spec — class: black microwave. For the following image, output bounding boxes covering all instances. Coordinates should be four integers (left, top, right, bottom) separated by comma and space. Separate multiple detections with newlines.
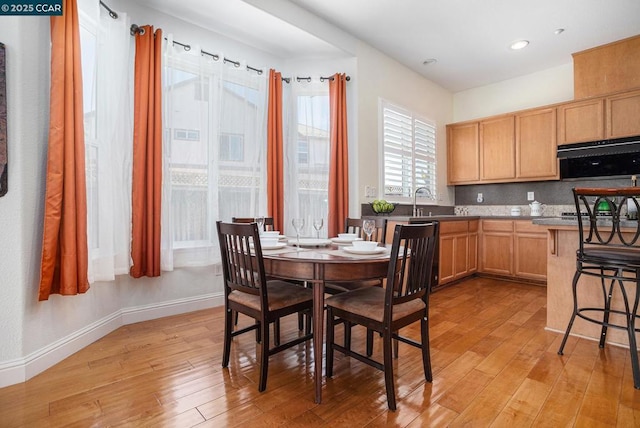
557, 136, 640, 179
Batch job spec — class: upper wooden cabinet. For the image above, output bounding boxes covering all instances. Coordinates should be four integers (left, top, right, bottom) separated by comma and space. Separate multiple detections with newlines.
448, 107, 558, 185
557, 98, 605, 145
573, 35, 640, 99
480, 116, 515, 181
558, 89, 640, 145
607, 90, 640, 139
447, 122, 479, 184
516, 107, 558, 180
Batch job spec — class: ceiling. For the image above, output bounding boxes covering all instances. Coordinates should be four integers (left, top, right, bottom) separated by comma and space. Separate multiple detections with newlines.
132, 0, 640, 92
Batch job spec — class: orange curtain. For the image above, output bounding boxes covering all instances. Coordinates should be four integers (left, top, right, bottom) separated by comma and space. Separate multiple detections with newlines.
39, 0, 89, 300
130, 26, 162, 278
327, 73, 349, 238
267, 69, 284, 232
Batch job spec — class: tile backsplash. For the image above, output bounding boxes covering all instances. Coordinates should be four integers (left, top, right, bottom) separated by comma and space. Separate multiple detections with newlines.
455, 177, 631, 206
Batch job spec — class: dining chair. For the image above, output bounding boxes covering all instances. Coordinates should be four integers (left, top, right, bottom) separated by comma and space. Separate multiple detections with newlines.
325, 221, 439, 410
232, 216, 310, 336
557, 188, 640, 389
217, 221, 313, 392
344, 217, 387, 243
231, 216, 274, 231
326, 217, 389, 349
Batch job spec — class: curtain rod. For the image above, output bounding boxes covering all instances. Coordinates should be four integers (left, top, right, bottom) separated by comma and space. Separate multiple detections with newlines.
129, 24, 263, 75
99, 1, 118, 19
281, 75, 351, 84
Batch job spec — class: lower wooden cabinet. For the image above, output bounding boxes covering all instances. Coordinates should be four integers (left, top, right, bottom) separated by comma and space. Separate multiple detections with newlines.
438, 220, 478, 286
480, 219, 547, 282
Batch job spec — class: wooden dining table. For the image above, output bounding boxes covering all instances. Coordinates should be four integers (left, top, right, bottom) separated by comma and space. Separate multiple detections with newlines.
261, 240, 392, 404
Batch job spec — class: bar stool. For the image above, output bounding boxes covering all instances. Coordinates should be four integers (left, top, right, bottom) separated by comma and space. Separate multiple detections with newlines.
558, 187, 640, 389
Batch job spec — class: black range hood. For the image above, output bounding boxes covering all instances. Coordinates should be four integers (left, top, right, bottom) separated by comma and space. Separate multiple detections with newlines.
557, 136, 640, 179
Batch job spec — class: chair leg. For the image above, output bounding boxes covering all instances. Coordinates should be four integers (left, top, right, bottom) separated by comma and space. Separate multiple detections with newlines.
234, 310, 239, 326
344, 321, 352, 349
222, 308, 233, 368
599, 274, 615, 348
393, 331, 399, 359
274, 320, 280, 347
258, 320, 270, 392
622, 274, 640, 389
298, 313, 305, 331
305, 312, 312, 335
558, 270, 582, 355
326, 308, 335, 378
421, 315, 433, 382
366, 329, 374, 356
382, 328, 396, 411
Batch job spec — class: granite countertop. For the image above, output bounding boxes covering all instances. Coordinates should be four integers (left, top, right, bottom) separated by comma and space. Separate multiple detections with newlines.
533, 216, 640, 229
374, 215, 547, 222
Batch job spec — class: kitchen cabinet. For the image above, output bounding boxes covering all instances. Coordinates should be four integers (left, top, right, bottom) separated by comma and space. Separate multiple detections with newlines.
514, 221, 547, 281
573, 34, 640, 99
438, 220, 478, 286
516, 107, 558, 180
480, 220, 513, 276
447, 122, 479, 184
606, 90, 640, 139
558, 89, 640, 145
480, 116, 515, 180
557, 98, 605, 145
480, 219, 547, 282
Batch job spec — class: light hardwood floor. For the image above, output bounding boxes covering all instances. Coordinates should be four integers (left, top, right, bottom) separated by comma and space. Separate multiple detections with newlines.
2, 277, 640, 427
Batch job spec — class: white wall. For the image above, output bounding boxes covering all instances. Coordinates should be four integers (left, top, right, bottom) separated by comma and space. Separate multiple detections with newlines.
453, 62, 574, 122
355, 42, 455, 207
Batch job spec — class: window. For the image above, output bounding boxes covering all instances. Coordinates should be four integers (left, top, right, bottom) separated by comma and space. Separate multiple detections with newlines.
381, 100, 436, 201
283, 86, 330, 237
174, 128, 200, 141
219, 133, 244, 161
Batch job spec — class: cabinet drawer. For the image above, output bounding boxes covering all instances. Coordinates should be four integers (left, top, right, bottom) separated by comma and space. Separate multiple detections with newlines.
481, 220, 513, 233
440, 221, 468, 235
515, 220, 546, 234
469, 220, 479, 233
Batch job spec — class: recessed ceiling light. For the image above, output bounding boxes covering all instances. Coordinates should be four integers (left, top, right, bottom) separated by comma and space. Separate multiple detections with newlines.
554, 28, 565, 35
509, 40, 530, 50
422, 58, 437, 66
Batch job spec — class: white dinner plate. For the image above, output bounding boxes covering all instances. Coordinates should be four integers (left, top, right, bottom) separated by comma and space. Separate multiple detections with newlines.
289, 238, 332, 247
260, 242, 288, 250
343, 246, 387, 255
331, 237, 363, 244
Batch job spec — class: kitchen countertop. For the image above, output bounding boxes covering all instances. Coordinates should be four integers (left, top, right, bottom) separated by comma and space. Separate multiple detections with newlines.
533, 216, 640, 229
372, 215, 547, 222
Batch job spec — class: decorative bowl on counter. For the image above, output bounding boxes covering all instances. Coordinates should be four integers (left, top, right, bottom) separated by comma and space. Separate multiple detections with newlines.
370, 200, 397, 215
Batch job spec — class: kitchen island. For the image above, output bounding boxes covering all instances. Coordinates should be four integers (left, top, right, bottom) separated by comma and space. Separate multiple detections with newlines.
533, 217, 639, 348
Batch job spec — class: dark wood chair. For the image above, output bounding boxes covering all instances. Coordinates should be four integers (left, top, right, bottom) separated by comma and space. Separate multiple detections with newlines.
558, 187, 640, 389
232, 216, 309, 335
344, 217, 387, 243
217, 221, 313, 392
325, 222, 439, 410
326, 217, 388, 294
231, 216, 274, 231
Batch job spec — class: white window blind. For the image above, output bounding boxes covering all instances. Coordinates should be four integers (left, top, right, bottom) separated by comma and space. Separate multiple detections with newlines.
381, 100, 436, 200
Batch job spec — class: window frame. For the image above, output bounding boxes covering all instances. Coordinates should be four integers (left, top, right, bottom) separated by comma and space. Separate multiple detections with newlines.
379, 98, 437, 204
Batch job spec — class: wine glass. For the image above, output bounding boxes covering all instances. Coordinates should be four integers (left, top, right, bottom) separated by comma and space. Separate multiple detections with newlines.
292, 218, 305, 250
362, 219, 376, 242
255, 216, 265, 233
312, 218, 324, 238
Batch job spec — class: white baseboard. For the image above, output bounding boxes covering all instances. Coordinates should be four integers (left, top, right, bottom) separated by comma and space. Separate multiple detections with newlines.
0, 293, 224, 388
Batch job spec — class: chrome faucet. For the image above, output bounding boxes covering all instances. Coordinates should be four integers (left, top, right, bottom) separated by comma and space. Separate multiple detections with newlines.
413, 186, 433, 216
